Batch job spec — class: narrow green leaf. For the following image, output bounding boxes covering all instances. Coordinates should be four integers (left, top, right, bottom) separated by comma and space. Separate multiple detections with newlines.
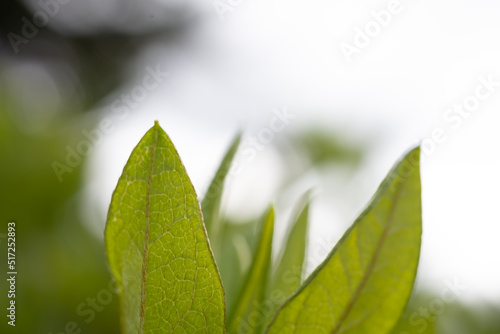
270, 194, 310, 305
266, 147, 422, 334
105, 121, 225, 334
201, 132, 242, 246
227, 207, 275, 334
217, 220, 256, 315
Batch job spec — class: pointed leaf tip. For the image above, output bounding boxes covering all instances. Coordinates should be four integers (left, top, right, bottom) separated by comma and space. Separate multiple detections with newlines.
105, 124, 225, 333
266, 147, 422, 334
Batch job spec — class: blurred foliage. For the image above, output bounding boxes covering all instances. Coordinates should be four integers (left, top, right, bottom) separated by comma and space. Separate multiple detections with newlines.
290, 128, 365, 167
275, 126, 368, 192
392, 290, 500, 334
0, 93, 120, 333
440, 301, 500, 333
215, 219, 256, 313
0, 1, 499, 333
0, 0, 194, 111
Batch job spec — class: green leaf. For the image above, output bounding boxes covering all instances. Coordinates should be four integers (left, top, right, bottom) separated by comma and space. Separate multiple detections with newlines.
227, 207, 275, 334
270, 194, 310, 304
266, 147, 422, 334
217, 220, 256, 315
201, 132, 242, 247
105, 121, 225, 334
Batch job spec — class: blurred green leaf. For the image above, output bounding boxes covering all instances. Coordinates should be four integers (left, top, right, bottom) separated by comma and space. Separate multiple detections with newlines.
392, 288, 500, 334
0, 97, 121, 333
217, 219, 256, 315
267, 147, 422, 334
290, 128, 365, 167
268, 194, 310, 315
105, 121, 225, 333
201, 132, 242, 251
228, 207, 275, 334
439, 301, 500, 334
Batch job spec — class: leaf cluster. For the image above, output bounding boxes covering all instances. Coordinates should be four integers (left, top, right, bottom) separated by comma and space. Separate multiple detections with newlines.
105, 122, 422, 334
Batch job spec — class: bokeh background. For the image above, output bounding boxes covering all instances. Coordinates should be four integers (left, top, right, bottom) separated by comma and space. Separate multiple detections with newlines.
1, 0, 500, 333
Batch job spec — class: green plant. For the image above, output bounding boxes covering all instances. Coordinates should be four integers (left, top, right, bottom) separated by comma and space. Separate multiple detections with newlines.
104, 121, 422, 334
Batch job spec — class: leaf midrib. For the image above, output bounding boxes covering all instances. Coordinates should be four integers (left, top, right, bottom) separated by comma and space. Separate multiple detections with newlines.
139, 125, 159, 334
331, 181, 404, 334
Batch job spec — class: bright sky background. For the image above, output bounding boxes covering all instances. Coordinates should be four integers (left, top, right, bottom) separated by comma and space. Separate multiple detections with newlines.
86, 0, 500, 303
